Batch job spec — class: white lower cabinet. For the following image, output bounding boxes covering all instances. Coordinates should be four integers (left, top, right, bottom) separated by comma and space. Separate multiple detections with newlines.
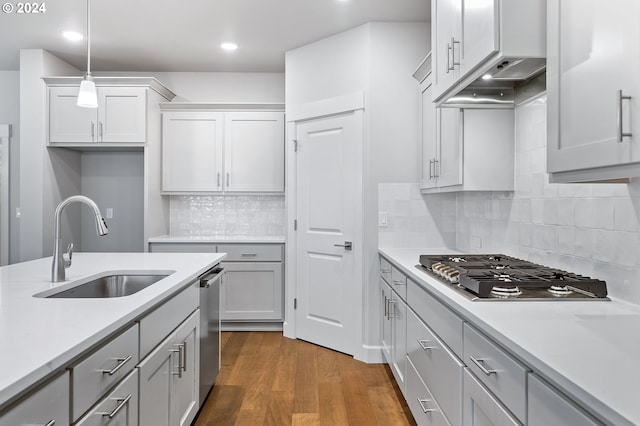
406, 358, 451, 426
139, 309, 200, 426
0, 372, 69, 426
528, 374, 600, 426
380, 277, 407, 394
463, 369, 521, 426
76, 369, 139, 426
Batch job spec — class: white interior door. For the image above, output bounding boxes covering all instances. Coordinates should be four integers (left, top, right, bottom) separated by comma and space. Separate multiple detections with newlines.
295, 111, 360, 355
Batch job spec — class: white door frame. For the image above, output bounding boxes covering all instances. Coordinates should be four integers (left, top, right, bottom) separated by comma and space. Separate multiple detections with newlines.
284, 92, 365, 359
0, 124, 10, 266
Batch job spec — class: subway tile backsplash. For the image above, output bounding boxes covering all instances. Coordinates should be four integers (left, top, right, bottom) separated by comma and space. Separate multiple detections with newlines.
379, 95, 640, 304
170, 195, 285, 237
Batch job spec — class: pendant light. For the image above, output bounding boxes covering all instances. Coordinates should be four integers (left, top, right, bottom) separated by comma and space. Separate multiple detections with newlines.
77, 0, 97, 108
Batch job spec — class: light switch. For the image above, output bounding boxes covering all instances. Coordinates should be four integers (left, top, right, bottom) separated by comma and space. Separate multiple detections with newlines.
379, 212, 388, 227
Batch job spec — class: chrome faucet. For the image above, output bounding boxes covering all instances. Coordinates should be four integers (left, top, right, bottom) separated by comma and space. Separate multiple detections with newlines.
51, 195, 109, 282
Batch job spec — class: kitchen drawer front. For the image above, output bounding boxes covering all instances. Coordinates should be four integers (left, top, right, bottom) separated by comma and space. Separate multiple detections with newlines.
217, 244, 282, 262
407, 308, 463, 426
71, 324, 139, 421
406, 358, 451, 426
0, 371, 70, 426
75, 368, 139, 426
528, 374, 600, 426
463, 324, 528, 423
408, 279, 464, 358
463, 369, 521, 426
149, 243, 217, 253
380, 256, 392, 285
390, 265, 407, 302
139, 282, 198, 358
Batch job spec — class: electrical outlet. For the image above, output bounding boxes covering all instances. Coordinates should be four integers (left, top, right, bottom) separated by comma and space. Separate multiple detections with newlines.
379, 212, 388, 227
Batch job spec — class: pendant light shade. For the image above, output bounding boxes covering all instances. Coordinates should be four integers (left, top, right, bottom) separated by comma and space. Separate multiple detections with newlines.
77, 0, 98, 108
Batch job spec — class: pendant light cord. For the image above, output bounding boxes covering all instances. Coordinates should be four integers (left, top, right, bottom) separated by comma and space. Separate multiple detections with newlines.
86, 0, 91, 74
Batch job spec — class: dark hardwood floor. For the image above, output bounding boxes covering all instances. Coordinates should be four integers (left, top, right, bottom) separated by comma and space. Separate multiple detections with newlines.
194, 331, 416, 426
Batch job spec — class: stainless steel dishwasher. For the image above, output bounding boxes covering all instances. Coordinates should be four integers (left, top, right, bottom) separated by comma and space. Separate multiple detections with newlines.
198, 266, 225, 407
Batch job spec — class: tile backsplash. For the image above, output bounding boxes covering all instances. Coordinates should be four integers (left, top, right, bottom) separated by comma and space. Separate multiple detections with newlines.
379, 95, 640, 304
170, 195, 286, 237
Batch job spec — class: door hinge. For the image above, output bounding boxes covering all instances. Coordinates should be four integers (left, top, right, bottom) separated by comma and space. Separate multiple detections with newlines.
294, 219, 297, 231
293, 139, 298, 152
294, 298, 297, 309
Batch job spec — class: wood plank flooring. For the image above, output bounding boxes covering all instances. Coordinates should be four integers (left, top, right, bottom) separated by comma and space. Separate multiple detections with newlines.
194, 331, 416, 426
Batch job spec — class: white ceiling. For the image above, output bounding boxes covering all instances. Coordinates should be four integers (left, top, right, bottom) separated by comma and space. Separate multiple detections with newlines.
0, 0, 430, 72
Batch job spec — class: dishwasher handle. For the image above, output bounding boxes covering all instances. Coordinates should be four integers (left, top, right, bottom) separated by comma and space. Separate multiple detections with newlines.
199, 267, 225, 288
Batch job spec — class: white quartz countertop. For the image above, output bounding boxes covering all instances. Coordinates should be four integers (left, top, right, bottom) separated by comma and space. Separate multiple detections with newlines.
379, 247, 640, 426
148, 235, 286, 244
0, 252, 225, 409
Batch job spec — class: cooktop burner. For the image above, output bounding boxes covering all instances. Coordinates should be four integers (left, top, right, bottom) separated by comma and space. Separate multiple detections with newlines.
417, 254, 609, 301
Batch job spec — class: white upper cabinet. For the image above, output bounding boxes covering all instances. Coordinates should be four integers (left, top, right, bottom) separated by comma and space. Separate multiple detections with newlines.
431, 0, 546, 104
46, 77, 174, 147
161, 105, 285, 194
224, 112, 285, 192
547, 0, 640, 182
162, 111, 224, 192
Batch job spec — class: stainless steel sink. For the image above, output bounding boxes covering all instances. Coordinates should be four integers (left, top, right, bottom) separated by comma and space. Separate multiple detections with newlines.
36, 271, 174, 298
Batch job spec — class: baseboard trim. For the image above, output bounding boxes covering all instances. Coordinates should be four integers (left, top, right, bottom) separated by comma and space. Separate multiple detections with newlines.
221, 322, 283, 332
356, 344, 385, 364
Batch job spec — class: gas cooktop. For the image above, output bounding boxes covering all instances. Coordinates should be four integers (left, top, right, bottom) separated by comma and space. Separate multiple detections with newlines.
417, 254, 609, 301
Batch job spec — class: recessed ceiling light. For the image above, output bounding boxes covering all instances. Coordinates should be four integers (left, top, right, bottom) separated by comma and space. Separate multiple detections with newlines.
482, 74, 492, 80
219, 42, 238, 51
63, 31, 83, 42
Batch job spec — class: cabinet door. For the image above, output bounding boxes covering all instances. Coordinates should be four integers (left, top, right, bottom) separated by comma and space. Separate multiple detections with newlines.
49, 86, 97, 143
380, 279, 392, 364
461, 0, 499, 75
220, 261, 283, 321
75, 369, 138, 426
463, 369, 521, 426
420, 77, 438, 189
162, 111, 224, 192
436, 108, 463, 188
0, 372, 69, 426
172, 310, 200, 426
138, 333, 175, 426
432, 0, 462, 99
223, 112, 285, 192
390, 294, 407, 393
98, 87, 147, 143
547, 0, 640, 174
528, 374, 599, 426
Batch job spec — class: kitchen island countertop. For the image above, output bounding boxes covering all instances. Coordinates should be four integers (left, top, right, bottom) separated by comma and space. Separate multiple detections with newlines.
0, 252, 225, 410
380, 247, 640, 426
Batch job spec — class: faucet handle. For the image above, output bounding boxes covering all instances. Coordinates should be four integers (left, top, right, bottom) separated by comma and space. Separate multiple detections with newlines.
63, 243, 73, 269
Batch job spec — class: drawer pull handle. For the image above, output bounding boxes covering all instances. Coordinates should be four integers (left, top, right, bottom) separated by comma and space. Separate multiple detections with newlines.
100, 394, 132, 419
393, 279, 405, 286
381, 268, 391, 274
387, 299, 397, 319
241, 253, 258, 256
469, 356, 498, 376
417, 398, 437, 413
44, 421, 56, 426
100, 355, 132, 376
171, 343, 186, 378
418, 340, 437, 351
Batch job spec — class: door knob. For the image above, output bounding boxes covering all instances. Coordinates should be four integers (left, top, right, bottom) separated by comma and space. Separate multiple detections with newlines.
334, 241, 352, 251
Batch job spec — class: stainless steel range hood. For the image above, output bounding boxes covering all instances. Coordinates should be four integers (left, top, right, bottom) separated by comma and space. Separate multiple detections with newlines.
442, 58, 547, 108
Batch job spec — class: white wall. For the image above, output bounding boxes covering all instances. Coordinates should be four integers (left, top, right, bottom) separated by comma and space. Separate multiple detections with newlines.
286, 22, 430, 360
0, 71, 20, 263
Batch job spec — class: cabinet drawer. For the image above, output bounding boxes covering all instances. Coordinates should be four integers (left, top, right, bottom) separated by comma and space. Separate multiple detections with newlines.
408, 279, 464, 358
406, 358, 451, 426
390, 265, 407, 302
0, 372, 69, 426
71, 324, 139, 421
75, 369, 138, 426
149, 243, 216, 253
407, 308, 463, 426
463, 324, 528, 423
463, 369, 521, 426
528, 374, 600, 426
139, 282, 198, 358
380, 256, 392, 284
217, 244, 282, 261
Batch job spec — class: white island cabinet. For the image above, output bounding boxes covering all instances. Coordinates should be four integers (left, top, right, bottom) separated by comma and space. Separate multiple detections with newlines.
161, 104, 285, 193
0, 372, 69, 426
547, 0, 640, 182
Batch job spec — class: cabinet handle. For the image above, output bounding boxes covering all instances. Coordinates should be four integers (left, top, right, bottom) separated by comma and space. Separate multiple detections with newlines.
241, 253, 258, 257
417, 398, 438, 413
433, 159, 439, 178
469, 356, 499, 376
217, 172, 221, 187
171, 344, 185, 378
446, 43, 451, 73
383, 294, 388, 318
182, 342, 187, 372
91, 122, 95, 140
387, 299, 397, 319
429, 159, 434, 180
44, 421, 56, 426
98, 121, 103, 140
99, 394, 132, 419
451, 37, 460, 69
381, 268, 391, 274
393, 279, 405, 286
617, 90, 633, 142
99, 355, 132, 376
418, 340, 437, 351
226, 172, 230, 187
